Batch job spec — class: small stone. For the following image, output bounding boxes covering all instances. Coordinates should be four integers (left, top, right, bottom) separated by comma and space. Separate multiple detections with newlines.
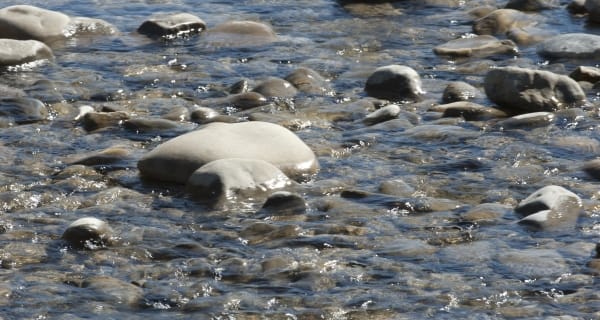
586, 0, 600, 23
495, 112, 555, 129
378, 179, 415, 197
66, 17, 118, 36
204, 20, 277, 47
430, 101, 508, 121
583, 159, 600, 179
123, 118, 181, 133
462, 203, 510, 224
138, 13, 206, 38
538, 33, 600, 59
228, 79, 249, 94
0, 97, 48, 124
568, 0, 587, 14
363, 104, 401, 126
185, 158, 292, 204
365, 65, 424, 101
0, 5, 70, 43
68, 146, 131, 166
473, 9, 536, 35
258, 191, 307, 218
190, 106, 219, 123
570, 66, 600, 83
433, 35, 517, 58
226, 92, 268, 110
505, 0, 558, 11
484, 66, 586, 112
0, 39, 53, 66
252, 77, 298, 98
442, 81, 481, 103
81, 275, 143, 306
81, 111, 129, 131
515, 185, 582, 230
285, 67, 332, 95
62, 217, 113, 249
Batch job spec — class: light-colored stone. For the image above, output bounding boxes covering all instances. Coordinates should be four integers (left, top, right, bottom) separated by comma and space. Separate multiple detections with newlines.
430, 101, 508, 121
515, 185, 582, 230
363, 104, 401, 126
0, 39, 53, 66
473, 9, 536, 35
433, 35, 517, 58
138, 121, 319, 183
570, 66, 600, 83
442, 81, 481, 103
365, 65, 424, 101
186, 158, 292, 203
0, 5, 70, 42
495, 112, 555, 129
484, 66, 586, 112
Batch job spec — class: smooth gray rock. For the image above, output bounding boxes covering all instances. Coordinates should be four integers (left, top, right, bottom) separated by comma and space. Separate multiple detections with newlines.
505, 0, 558, 11
285, 67, 332, 95
62, 217, 113, 249
190, 106, 219, 123
252, 77, 298, 98
0, 97, 48, 124
138, 13, 206, 38
123, 118, 182, 133
430, 101, 508, 121
69, 146, 130, 166
186, 158, 292, 203
260, 191, 307, 216
484, 67, 586, 112
570, 66, 600, 83
0, 5, 70, 42
365, 65, 424, 101
227, 92, 268, 110
363, 104, 401, 126
81, 276, 143, 306
442, 81, 482, 103
495, 111, 555, 129
204, 20, 277, 47
81, 111, 129, 131
515, 185, 582, 230
433, 35, 517, 58
586, 0, 600, 23
473, 9, 535, 35
138, 121, 319, 183
0, 39, 53, 66
538, 33, 600, 59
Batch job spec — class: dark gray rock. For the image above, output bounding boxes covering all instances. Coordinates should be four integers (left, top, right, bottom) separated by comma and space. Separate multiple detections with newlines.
473, 9, 536, 35
505, 0, 558, 11
495, 112, 555, 129
442, 81, 482, 103
227, 92, 268, 110
570, 66, 600, 83
484, 67, 586, 112
568, 0, 587, 14
123, 118, 182, 133
365, 65, 424, 101
62, 217, 113, 249
0, 97, 48, 124
433, 35, 517, 58
252, 77, 298, 98
430, 101, 508, 121
138, 13, 206, 38
538, 33, 600, 59
81, 111, 129, 131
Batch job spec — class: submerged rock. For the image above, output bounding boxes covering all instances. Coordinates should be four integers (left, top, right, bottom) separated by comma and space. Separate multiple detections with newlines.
0, 97, 48, 124
442, 81, 481, 103
473, 9, 535, 35
0, 39, 53, 66
138, 13, 206, 38
365, 65, 424, 101
433, 35, 517, 58
495, 111, 555, 129
570, 66, 600, 83
204, 20, 277, 47
430, 101, 508, 121
285, 67, 332, 95
186, 158, 292, 204
484, 67, 586, 112
252, 77, 298, 98
538, 33, 600, 59
138, 121, 319, 183
363, 104, 401, 126
62, 217, 113, 249
515, 185, 582, 230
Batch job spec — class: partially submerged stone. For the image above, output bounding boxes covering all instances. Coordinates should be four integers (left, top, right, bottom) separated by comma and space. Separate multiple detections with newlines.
430, 101, 508, 121
363, 104, 401, 126
365, 65, 425, 101
433, 35, 517, 58
484, 66, 586, 112
473, 9, 536, 35
538, 33, 600, 60
0, 39, 53, 66
62, 217, 113, 249
0, 97, 48, 124
505, 0, 558, 11
252, 77, 298, 98
81, 111, 130, 131
204, 20, 277, 47
442, 81, 481, 103
138, 121, 319, 183
515, 185, 582, 231
138, 13, 206, 38
495, 112, 555, 129
186, 158, 292, 204
570, 66, 600, 83
284, 67, 332, 95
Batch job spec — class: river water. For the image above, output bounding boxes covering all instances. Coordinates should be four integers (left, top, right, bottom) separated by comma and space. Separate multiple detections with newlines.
1, 0, 600, 319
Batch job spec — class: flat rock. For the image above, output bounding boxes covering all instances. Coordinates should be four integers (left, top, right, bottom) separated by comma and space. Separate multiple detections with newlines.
259, 191, 307, 217
515, 185, 582, 230
186, 158, 292, 204
0, 39, 53, 66
495, 111, 555, 129
81, 111, 129, 131
0, 97, 48, 124
363, 104, 401, 125
538, 33, 600, 59
497, 248, 569, 278
473, 9, 536, 35
570, 66, 600, 83
433, 35, 517, 58
62, 217, 113, 249
138, 121, 319, 183
505, 0, 558, 11
68, 146, 131, 166
123, 118, 184, 133
442, 81, 482, 103
430, 101, 508, 121
204, 20, 277, 47
252, 77, 298, 98
365, 65, 424, 101
81, 276, 143, 306
138, 13, 206, 38
284, 67, 333, 95
484, 66, 586, 112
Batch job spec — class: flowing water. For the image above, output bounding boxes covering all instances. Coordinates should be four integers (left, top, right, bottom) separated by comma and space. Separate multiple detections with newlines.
1, 0, 600, 319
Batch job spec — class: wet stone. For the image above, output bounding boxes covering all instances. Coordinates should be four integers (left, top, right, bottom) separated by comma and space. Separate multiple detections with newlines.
81, 111, 129, 131
81, 275, 143, 307
138, 121, 319, 183
505, 0, 558, 11
0, 39, 53, 66
430, 101, 508, 121
123, 118, 182, 133
67, 146, 131, 166
378, 179, 415, 197
0, 97, 48, 124
583, 159, 600, 179
484, 67, 586, 112
515, 185, 582, 231
586, 0, 600, 23
185, 158, 292, 205
568, 0, 587, 14
363, 104, 401, 126
0, 5, 70, 43
495, 111, 555, 129
570, 66, 600, 83
473, 9, 536, 35
285, 67, 332, 95
62, 217, 113, 249
66, 17, 118, 36
190, 106, 219, 123
365, 65, 424, 101
442, 81, 481, 103
204, 20, 277, 47
259, 191, 307, 216
138, 13, 206, 38
433, 35, 517, 58
461, 203, 511, 224
538, 33, 600, 60
496, 248, 569, 278
0, 242, 47, 268
226, 92, 268, 110
252, 77, 298, 98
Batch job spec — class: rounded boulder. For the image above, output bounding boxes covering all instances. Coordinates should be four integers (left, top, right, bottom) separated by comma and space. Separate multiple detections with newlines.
138, 121, 319, 183
62, 217, 113, 249
365, 65, 425, 101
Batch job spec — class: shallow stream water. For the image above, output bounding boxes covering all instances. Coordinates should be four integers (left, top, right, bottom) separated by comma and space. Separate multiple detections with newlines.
1, 0, 600, 319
